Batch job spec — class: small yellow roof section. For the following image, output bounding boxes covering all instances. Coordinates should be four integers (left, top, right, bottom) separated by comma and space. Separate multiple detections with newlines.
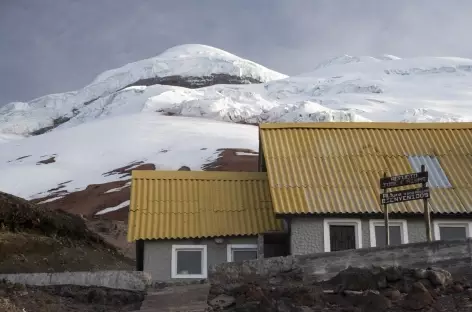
260, 122, 472, 215
127, 170, 283, 241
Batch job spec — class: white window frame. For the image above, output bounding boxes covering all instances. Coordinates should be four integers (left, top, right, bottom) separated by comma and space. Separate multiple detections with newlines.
171, 245, 207, 279
368, 219, 409, 247
323, 218, 362, 252
226, 244, 258, 262
433, 220, 472, 241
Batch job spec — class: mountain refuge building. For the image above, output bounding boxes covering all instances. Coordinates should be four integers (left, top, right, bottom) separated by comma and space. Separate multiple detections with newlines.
128, 122, 472, 282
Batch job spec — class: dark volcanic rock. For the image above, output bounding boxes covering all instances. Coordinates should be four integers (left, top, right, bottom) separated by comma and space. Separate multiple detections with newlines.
327, 266, 388, 291
123, 73, 262, 90
403, 282, 434, 310
209, 266, 472, 312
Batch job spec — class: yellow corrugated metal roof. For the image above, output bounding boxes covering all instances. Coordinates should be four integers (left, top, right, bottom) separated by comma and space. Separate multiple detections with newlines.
127, 170, 283, 241
260, 122, 472, 215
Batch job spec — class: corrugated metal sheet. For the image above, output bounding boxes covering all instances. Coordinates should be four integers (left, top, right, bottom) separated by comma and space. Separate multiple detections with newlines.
127, 171, 283, 241
260, 122, 472, 215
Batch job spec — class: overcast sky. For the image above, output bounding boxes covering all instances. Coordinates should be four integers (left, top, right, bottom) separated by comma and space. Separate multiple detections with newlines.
1, 0, 471, 105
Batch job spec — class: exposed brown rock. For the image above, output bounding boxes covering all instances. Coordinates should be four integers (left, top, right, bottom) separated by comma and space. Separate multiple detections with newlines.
403, 282, 433, 310
87, 219, 135, 259
102, 162, 155, 178
202, 148, 259, 172
16, 155, 31, 160
36, 180, 130, 218
36, 156, 56, 165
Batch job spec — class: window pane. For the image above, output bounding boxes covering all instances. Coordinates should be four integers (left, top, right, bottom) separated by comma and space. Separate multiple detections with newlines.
375, 225, 402, 247
439, 226, 466, 241
176, 250, 202, 275
232, 249, 257, 262
329, 225, 356, 251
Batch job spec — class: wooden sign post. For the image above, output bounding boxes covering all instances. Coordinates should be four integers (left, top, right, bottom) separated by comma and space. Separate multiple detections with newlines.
380, 168, 431, 246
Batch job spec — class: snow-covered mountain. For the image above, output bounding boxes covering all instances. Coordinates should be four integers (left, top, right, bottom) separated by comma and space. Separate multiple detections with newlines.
0, 44, 286, 137
2, 45, 472, 139
1, 44, 472, 215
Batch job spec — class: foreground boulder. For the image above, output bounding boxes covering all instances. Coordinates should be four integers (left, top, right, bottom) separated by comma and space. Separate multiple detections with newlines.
207, 266, 470, 311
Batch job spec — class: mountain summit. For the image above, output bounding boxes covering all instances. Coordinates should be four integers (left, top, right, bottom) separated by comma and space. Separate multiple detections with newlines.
0, 44, 286, 136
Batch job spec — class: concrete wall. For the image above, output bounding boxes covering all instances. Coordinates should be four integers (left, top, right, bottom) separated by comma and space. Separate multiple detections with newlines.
0, 271, 151, 291
290, 215, 470, 255
209, 238, 472, 285
144, 236, 257, 281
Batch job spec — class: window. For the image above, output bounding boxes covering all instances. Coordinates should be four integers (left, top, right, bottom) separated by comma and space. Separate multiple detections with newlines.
433, 221, 472, 241
369, 220, 409, 247
407, 155, 452, 188
171, 245, 207, 279
227, 244, 258, 262
323, 219, 362, 252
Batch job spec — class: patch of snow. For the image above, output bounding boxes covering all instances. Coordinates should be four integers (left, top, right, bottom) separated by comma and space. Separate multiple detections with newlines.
104, 182, 131, 194
0, 133, 24, 144
37, 196, 64, 204
96, 200, 130, 215
235, 151, 258, 156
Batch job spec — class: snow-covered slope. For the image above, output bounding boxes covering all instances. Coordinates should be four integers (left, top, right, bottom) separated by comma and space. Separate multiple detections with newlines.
0, 113, 257, 199
0, 44, 287, 136
1, 44, 472, 201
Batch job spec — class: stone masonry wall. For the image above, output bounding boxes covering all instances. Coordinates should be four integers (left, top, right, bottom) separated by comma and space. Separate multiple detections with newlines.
0, 271, 152, 291
290, 216, 447, 255
209, 239, 472, 285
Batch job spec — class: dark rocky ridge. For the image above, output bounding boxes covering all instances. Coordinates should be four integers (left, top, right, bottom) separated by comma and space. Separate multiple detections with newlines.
29, 73, 262, 136
123, 73, 262, 89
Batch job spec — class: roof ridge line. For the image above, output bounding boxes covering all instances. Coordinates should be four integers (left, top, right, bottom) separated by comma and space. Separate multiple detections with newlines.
259, 122, 472, 130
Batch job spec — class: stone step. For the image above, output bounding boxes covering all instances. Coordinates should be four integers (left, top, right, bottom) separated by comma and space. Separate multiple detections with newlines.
140, 296, 208, 308
135, 302, 208, 312
148, 284, 210, 294
135, 283, 210, 311
144, 290, 209, 299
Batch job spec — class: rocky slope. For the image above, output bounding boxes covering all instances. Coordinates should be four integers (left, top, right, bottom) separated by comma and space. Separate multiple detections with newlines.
0, 191, 134, 273
208, 266, 472, 311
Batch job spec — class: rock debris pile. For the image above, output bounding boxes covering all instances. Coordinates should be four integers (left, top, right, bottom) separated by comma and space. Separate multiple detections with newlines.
208, 266, 472, 311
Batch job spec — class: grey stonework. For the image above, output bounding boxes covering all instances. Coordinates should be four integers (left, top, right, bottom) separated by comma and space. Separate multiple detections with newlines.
257, 234, 264, 259
144, 236, 257, 282
0, 271, 151, 291
290, 215, 472, 255
209, 238, 472, 286
290, 217, 323, 255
